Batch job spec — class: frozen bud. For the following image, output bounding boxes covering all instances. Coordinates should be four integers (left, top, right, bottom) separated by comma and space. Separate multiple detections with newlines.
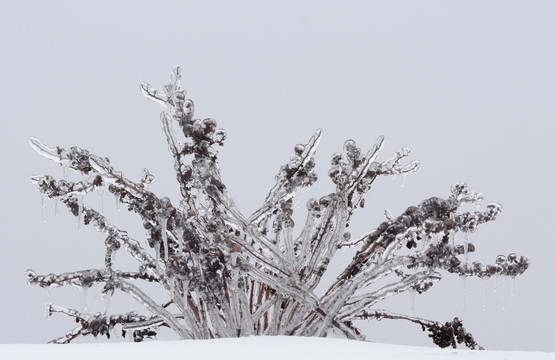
331, 153, 342, 166
141, 168, 155, 186
486, 203, 502, 215
93, 175, 103, 186
294, 144, 305, 155
486, 264, 498, 275
444, 218, 454, 230
450, 257, 461, 267
319, 195, 331, 207
328, 166, 341, 182
201, 118, 217, 134
160, 197, 171, 208
214, 129, 226, 144
507, 253, 518, 262
105, 236, 120, 251
343, 139, 357, 154
450, 182, 469, 196
496, 255, 506, 265
25, 269, 37, 284
174, 110, 185, 119
174, 91, 186, 102
102, 282, 115, 296
466, 243, 476, 253
283, 218, 295, 228
289, 155, 302, 166
343, 232, 351, 241
89, 318, 101, 332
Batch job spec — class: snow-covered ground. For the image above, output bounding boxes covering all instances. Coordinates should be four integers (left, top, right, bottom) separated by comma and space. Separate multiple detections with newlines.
1, 336, 553, 360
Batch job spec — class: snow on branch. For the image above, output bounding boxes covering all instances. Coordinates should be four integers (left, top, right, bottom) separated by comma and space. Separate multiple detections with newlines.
27, 66, 529, 348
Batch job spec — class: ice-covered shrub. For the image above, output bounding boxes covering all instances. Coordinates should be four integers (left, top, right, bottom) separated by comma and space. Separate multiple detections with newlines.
27, 67, 529, 348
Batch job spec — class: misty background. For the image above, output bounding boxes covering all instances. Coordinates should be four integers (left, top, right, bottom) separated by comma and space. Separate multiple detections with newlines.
1, 0, 553, 352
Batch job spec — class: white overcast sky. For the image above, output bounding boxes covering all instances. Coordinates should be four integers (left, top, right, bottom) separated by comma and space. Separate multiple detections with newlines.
1, 0, 553, 352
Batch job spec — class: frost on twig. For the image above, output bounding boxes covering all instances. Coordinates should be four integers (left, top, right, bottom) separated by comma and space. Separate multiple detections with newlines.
27, 67, 529, 348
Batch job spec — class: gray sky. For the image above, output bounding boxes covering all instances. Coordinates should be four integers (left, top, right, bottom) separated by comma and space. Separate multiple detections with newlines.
1, 0, 553, 352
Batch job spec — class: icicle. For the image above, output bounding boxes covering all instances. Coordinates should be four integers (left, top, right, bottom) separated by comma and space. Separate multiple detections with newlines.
76, 194, 83, 231
482, 277, 489, 311
510, 276, 515, 297
401, 173, 407, 188
160, 217, 168, 261
450, 230, 455, 248
79, 286, 89, 313
97, 186, 104, 214
464, 232, 469, 261
44, 304, 51, 320
44, 287, 52, 320
409, 289, 416, 312
460, 275, 467, 312
493, 274, 499, 293
115, 192, 121, 212
61, 159, 70, 180
93, 283, 100, 303
41, 193, 47, 223
54, 198, 59, 217
45, 287, 51, 304
104, 293, 111, 324
501, 276, 506, 311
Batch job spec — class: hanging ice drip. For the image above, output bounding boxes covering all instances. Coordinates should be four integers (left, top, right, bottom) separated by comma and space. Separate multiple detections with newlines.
79, 285, 89, 313
60, 158, 70, 180
76, 193, 84, 231
482, 276, 489, 311
102, 283, 114, 325
44, 287, 52, 320
40, 193, 47, 223
460, 275, 467, 312
157, 197, 172, 262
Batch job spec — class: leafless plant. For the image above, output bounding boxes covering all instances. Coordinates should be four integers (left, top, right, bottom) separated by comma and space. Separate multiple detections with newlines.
27, 67, 529, 348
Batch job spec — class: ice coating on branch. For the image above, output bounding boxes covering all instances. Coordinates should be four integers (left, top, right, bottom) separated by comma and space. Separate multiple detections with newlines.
25, 67, 529, 349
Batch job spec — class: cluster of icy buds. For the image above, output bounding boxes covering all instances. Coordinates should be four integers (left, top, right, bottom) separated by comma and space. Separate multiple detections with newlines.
27, 67, 528, 348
